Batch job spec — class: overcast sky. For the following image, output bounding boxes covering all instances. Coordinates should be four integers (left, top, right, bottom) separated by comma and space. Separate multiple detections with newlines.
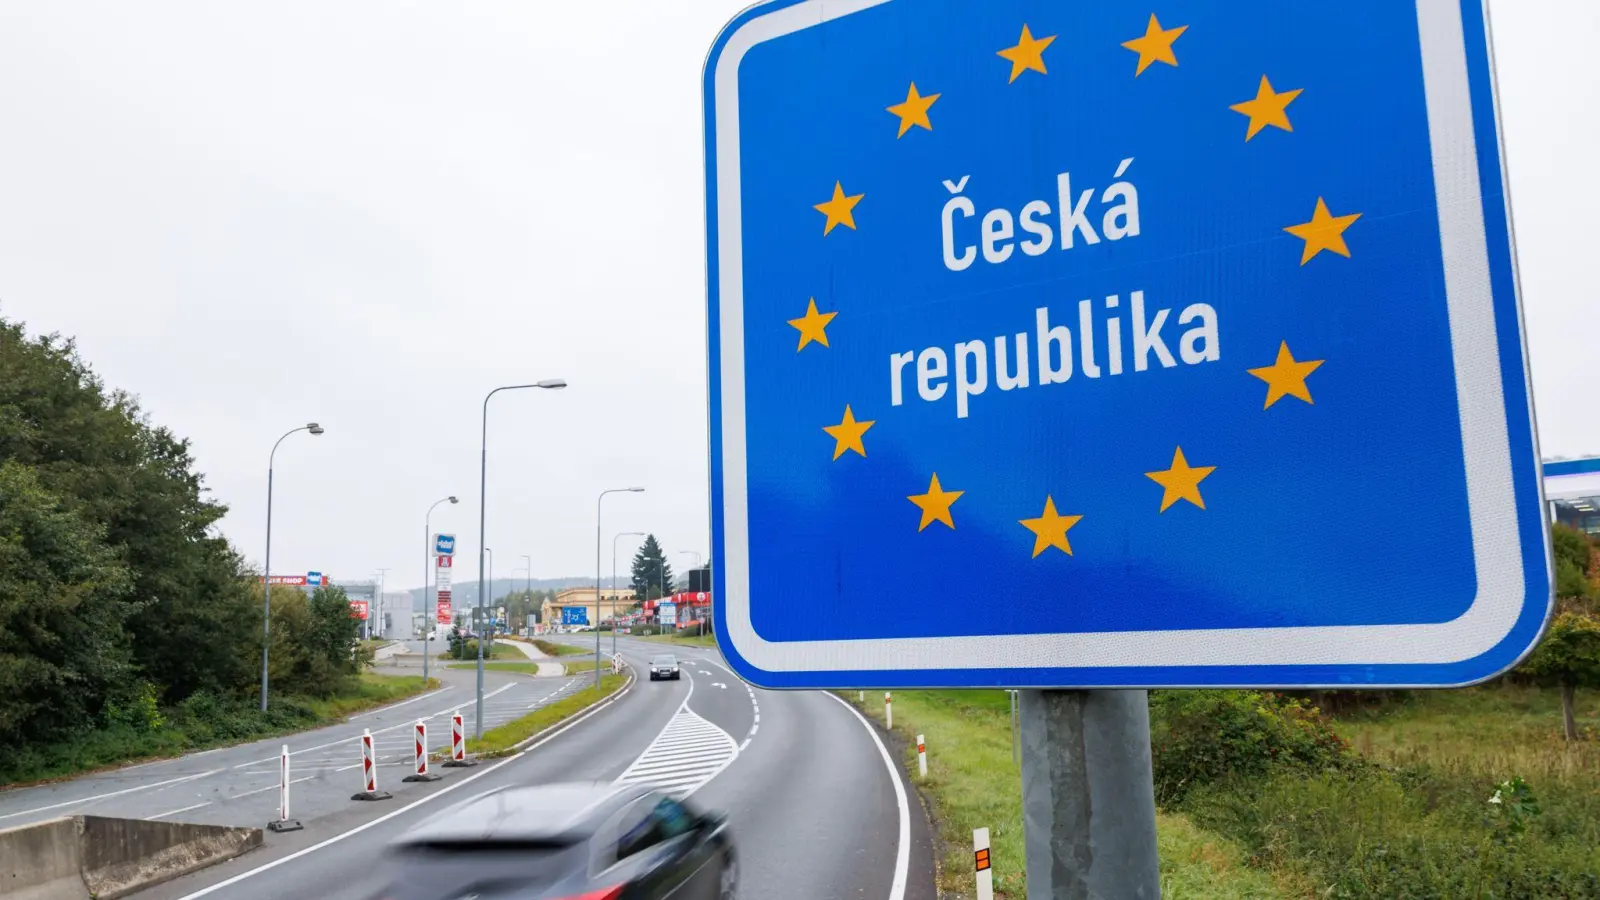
0, 2, 1593, 589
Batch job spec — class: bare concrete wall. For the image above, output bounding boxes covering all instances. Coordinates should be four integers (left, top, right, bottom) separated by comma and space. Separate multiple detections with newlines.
0, 817, 86, 900
78, 815, 262, 899
0, 815, 261, 900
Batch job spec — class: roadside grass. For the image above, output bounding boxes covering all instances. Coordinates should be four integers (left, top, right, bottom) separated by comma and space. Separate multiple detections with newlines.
446, 661, 552, 675
468, 674, 629, 757
439, 641, 520, 661
533, 639, 588, 657
638, 631, 717, 648
845, 690, 1297, 900
0, 673, 436, 787
1331, 682, 1600, 781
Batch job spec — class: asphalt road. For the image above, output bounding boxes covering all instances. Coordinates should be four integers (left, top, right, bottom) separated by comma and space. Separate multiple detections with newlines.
0, 662, 583, 831
91, 637, 937, 900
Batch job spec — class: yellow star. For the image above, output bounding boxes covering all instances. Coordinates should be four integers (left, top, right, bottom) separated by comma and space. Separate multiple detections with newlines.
788, 298, 837, 351
1229, 75, 1302, 140
1145, 447, 1216, 513
998, 24, 1056, 83
1284, 197, 1362, 265
908, 473, 963, 531
822, 405, 874, 460
1019, 496, 1084, 558
886, 82, 940, 138
1247, 342, 1325, 409
1121, 14, 1187, 76
814, 181, 864, 236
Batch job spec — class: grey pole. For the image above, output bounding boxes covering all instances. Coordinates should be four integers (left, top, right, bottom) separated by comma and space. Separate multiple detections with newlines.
614, 532, 644, 658
1018, 690, 1161, 898
260, 422, 323, 712
423, 496, 457, 688
520, 555, 531, 636
476, 380, 565, 739
595, 489, 644, 688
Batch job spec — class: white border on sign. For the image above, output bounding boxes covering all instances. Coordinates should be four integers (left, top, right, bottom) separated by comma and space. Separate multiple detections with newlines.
713, 0, 1530, 671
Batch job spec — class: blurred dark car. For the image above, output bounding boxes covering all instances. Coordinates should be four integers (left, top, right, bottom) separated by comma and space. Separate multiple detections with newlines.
371, 782, 736, 900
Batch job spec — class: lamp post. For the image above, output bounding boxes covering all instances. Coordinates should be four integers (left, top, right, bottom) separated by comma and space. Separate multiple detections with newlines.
596, 488, 644, 687
475, 380, 566, 739
520, 554, 532, 636
424, 495, 458, 687
676, 550, 704, 636
613, 531, 645, 658
260, 422, 325, 712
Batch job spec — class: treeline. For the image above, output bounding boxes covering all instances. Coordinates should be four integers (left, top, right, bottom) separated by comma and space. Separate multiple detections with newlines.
0, 316, 363, 755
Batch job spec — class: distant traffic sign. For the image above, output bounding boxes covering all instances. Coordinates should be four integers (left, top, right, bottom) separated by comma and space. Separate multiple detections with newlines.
704, 0, 1549, 689
562, 607, 589, 626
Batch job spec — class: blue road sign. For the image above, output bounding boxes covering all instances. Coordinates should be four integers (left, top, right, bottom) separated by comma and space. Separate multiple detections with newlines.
434, 533, 456, 557
704, 0, 1550, 689
562, 607, 590, 627
306, 571, 322, 586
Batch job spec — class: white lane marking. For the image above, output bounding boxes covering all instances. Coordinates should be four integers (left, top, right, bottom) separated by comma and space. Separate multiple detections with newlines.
826, 692, 910, 900
0, 769, 222, 823
170, 674, 636, 899
144, 801, 212, 821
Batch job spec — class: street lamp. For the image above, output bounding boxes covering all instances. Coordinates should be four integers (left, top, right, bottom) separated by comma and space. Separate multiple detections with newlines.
520, 554, 532, 634
596, 488, 644, 687
613, 531, 645, 657
260, 422, 325, 712
475, 380, 566, 738
423, 495, 458, 688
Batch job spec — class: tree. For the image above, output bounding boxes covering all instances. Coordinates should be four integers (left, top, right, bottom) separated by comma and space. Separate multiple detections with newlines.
1551, 524, 1594, 601
0, 317, 257, 709
0, 461, 135, 744
630, 534, 675, 602
1520, 611, 1600, 740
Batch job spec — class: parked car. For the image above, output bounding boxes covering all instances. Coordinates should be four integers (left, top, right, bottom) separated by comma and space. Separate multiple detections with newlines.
373, 782, 736, 899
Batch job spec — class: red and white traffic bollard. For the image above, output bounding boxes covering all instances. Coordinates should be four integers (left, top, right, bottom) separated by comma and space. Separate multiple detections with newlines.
443, 710, 475, 768
403, 719, 442, 783
352, 728, 392, 801
885, 691, 893, 729
267, 744, 302, 832
917, 734, 927, 778
973, 827, 994, 900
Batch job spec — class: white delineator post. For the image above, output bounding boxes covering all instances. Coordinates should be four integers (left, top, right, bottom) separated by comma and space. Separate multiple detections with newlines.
403, 719, 442, 783
352, 728, 392, 801
267, 744, 302, 832
885, 691, 893, 729
443, 710, 475, 768
974, 827, 994, 900
917, 734, 928, 778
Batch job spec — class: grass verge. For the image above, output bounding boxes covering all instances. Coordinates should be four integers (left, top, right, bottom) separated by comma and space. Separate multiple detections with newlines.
438, 641, 521, 661
533, 639, 588, 657
445, 661, 555, 675
469, 673, 630, 758
1, 673, 436, 786
844, 690, 1297, 900
637, 631, 717, 648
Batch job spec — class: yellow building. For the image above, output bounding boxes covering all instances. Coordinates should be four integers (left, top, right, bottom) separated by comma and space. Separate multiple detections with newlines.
543, 587, 633, 628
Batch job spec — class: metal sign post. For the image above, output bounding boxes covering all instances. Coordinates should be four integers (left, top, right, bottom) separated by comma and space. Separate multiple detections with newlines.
703, 1, 1546, 895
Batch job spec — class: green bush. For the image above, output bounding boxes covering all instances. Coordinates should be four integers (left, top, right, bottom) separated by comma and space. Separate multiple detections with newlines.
1149, 690, 1353, 806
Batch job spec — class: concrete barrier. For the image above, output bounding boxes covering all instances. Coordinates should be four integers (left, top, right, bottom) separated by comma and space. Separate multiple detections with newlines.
0, 817, 82, 900
0, 815, 262, 900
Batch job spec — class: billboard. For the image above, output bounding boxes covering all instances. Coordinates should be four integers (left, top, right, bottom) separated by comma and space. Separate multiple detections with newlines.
350, 600, 370, 620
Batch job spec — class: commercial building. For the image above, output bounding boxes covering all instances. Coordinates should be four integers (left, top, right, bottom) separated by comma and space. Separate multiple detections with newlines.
542, 587, 634, 628
1546, 458, 1600, 536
